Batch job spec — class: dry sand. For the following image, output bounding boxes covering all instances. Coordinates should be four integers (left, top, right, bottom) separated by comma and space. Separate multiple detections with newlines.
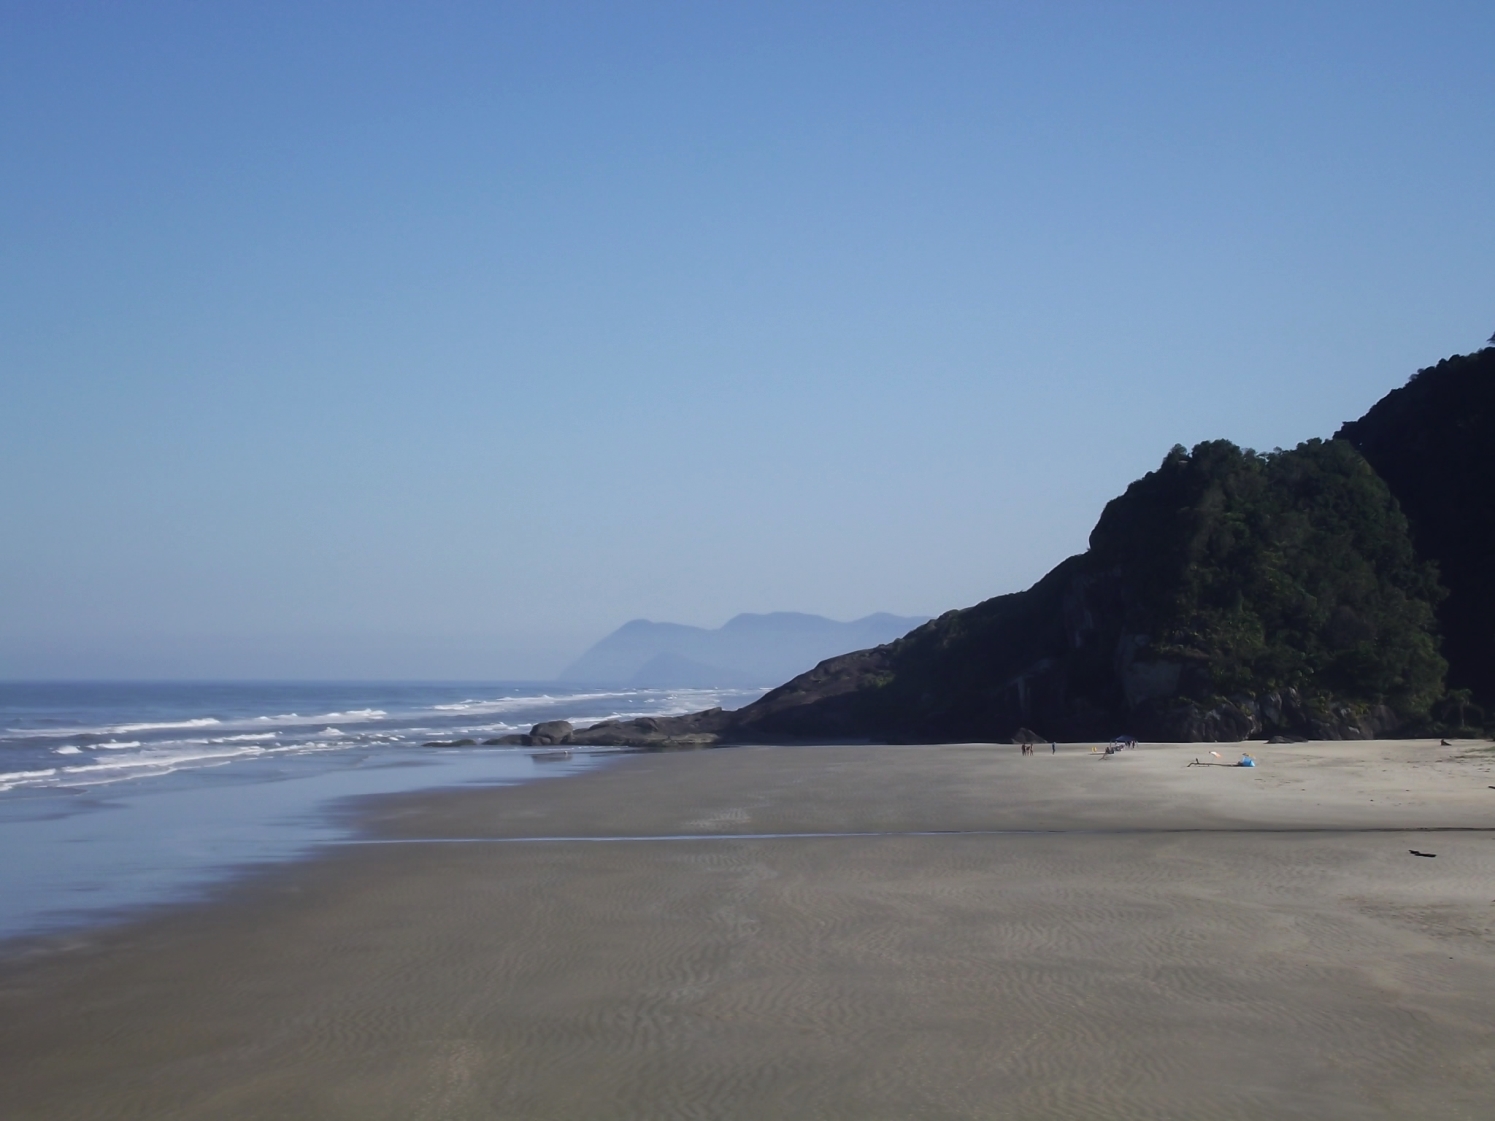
3, 738, 1495, 1119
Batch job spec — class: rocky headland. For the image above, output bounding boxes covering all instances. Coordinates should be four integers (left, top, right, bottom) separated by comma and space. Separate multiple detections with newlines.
510, 349, 1492, 747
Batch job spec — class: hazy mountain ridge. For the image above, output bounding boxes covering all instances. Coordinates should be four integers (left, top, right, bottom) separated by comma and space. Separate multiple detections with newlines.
559, 612, 931, 687
550, 347, 1491, 747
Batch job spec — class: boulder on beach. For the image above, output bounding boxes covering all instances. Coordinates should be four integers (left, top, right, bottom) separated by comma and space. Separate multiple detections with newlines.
528, 720, 575, 746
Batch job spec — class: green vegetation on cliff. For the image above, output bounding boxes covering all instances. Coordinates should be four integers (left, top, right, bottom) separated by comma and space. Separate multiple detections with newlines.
737, 438, 1448, 743
1090, 438, 1445, 711
1338, 347, 1495, 716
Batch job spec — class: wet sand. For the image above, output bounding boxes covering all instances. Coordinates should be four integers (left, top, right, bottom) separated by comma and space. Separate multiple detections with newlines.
3, 739, 1495, 1119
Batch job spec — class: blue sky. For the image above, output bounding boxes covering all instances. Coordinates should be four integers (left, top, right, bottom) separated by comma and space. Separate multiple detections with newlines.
3, 2, 1492, 679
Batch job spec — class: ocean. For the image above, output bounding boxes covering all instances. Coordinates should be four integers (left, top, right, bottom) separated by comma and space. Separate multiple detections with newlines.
0, 681, 765, 943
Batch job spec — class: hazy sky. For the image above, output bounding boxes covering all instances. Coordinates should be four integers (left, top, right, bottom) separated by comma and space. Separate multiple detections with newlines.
3, 2, 1493, 680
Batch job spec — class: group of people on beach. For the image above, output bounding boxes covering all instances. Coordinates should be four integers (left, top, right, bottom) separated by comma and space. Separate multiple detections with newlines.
1015, 736, 1150, 756
1019, 740, 1058, 755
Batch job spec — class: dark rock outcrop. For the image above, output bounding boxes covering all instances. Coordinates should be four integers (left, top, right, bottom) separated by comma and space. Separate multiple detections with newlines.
529, 720, 575, 746
569, 709, 733, 749
487, 719, 575, 747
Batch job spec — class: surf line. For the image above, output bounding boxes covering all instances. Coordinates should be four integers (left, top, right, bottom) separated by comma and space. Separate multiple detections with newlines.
335, 826, 1495, 845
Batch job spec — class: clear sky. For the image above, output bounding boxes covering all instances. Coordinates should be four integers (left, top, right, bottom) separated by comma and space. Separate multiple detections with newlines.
3, 2, 1492, 680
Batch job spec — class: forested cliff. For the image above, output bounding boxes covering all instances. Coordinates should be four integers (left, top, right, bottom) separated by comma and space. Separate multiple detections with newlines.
717, 438, 1446, 744
1337, 347, 1495, 713
556, 348, 1491, 746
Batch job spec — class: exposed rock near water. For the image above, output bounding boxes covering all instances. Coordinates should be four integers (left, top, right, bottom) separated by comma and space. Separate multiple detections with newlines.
528, 720, 575, 745
497, 711, 733, 749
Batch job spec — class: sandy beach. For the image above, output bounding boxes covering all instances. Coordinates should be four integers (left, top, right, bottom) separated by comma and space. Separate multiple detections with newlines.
4, 738, 1495, 1119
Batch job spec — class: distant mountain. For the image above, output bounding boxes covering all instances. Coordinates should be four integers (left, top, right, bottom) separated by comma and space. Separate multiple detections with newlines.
559, 612, 930, 687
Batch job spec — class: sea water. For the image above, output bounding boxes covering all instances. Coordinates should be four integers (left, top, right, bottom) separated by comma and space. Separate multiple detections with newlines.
0, 681, 764, 942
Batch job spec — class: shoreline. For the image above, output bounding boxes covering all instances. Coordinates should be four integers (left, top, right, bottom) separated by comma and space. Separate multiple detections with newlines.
4, 739, 1494, 1118
0, 744, 619, 950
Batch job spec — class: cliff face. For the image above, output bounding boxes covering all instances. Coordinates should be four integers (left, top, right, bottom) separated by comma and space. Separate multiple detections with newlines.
569, 436, 1447, 746
1337, 348, 1495, 711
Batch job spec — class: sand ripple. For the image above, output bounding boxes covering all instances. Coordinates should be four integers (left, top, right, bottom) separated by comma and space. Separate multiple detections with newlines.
4, 741, 1495, 1118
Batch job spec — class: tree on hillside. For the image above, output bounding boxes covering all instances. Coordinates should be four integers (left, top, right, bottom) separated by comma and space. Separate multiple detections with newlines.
1438, 687, 1479, 732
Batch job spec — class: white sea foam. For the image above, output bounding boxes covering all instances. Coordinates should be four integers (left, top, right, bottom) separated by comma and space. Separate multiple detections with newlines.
64, 745, 268, 774
5, 691, 726, 744
251, 708, 387, 726
112, 718, 222, 734
8, 720, 215, 739
428, 692, 629, 716
0, 685, 739, 797
0, 768, 60, 791
267, 739, 348, 755
15, 732, 378, 791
